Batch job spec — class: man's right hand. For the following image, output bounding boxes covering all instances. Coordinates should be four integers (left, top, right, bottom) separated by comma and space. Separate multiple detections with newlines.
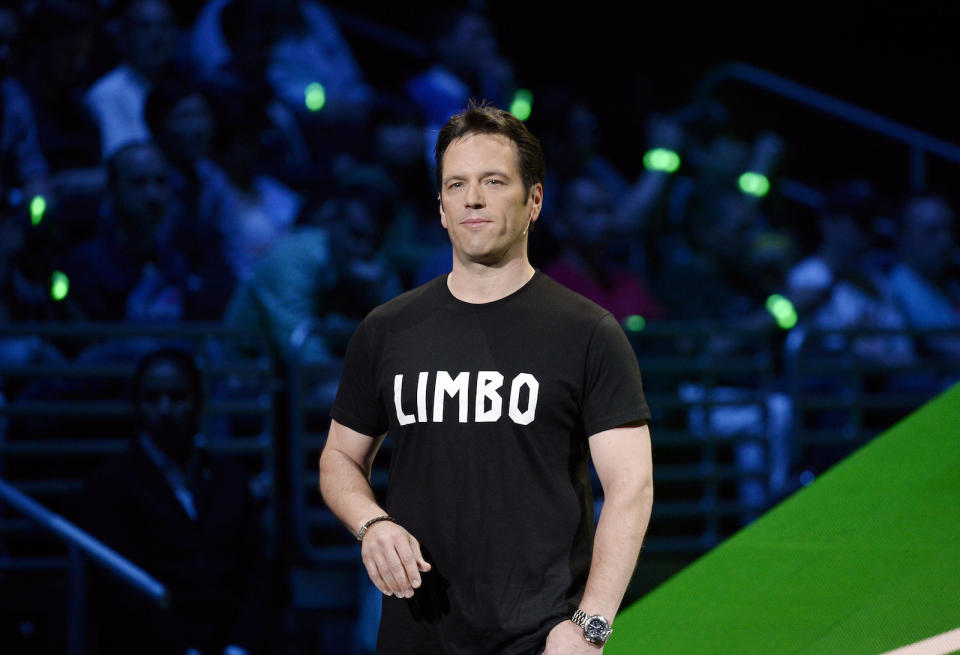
360, 520, 431, 598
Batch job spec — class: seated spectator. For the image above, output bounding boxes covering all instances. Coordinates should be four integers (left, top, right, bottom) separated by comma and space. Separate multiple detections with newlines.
58, 141, 193, 321
264, 0, 372, 127
407, 9, 515, 167
193, 0, 372, 169
786, 180, 876, 312
654, 190, 770, 323
536, 97, 688, 274
888, 194, 960, 362
544, 176, 664, 322
78, 346, 270, 655
143, 77, 237, 314
84, 0, 179, 158
211, 94, 303, 281
784, 181, 916, 480
651, 183, 794, 516
225, 194, 402, 406
189, 0, 279, 107
786, 180, 914, 365
333, 108, 445, 288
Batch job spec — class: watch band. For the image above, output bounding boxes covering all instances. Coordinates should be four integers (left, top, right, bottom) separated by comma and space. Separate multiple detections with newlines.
572, 609, 589, 627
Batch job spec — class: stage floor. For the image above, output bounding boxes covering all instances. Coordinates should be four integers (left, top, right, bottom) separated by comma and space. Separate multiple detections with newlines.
611, 382, 960, 655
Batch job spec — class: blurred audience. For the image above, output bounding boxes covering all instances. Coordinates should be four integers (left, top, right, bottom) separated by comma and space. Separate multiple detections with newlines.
407, 8, 514, 167
225, 194, 401, 371
84, 0, 180, 158
654, 189, 771, 322
213, 94, 304, 281
59, 141, 191, 321
142, 77, 237, 314
786, 180, 915, 365
888, 194, 960, 362
544, 176, 663, 322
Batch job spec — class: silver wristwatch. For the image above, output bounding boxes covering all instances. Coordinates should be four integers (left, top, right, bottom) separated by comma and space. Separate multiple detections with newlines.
571, 608, 612, 645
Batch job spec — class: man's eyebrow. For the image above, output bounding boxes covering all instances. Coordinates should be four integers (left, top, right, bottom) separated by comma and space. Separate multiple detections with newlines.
442, 170, 513, 184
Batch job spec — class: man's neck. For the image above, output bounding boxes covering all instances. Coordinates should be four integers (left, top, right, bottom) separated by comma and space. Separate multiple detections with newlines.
446, 256, 536, 304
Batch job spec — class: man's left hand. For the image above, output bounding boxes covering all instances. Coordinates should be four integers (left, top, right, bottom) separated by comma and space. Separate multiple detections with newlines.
543, 619, 603, 654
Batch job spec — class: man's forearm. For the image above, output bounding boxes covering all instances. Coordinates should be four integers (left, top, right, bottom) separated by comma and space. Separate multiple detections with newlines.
578, 480, 654, 622
318, 446, 386, 537
319, 434, 433, 599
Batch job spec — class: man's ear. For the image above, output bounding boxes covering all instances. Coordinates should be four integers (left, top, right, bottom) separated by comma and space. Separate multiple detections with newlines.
439, 192, 448, 229
528, 182, 543, 226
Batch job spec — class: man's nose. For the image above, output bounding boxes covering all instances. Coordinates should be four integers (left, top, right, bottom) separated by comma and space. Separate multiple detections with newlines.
146, 182, 168, 208
465, 183, 484, 208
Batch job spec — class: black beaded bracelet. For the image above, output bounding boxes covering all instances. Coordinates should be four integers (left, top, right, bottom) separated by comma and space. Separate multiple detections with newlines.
356, 515, 396, 542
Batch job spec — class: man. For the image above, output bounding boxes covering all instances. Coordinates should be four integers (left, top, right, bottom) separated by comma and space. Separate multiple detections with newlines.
319, 102, 653, 654
84, 0, 178, 158
59, 141, 188, 321
143, 76, 237, 316
80, 347, 270, 654
888, 194, 960, 362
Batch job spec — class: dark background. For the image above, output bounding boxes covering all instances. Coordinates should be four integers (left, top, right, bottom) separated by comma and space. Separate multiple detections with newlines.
330, 3, 959, 204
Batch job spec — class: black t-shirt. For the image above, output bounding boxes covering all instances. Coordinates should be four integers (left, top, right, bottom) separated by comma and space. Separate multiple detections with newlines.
331, 271, 650, 655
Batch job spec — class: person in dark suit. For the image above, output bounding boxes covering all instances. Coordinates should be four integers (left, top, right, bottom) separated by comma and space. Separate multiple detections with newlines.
80, 347, 270, 655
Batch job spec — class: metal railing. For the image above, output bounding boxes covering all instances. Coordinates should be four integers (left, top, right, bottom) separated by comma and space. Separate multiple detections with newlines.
784, 324, 960, 468
0, 477, 168, 655
626, 321, 781, 550
287, 320, 362, 566
694, 62, 960, 190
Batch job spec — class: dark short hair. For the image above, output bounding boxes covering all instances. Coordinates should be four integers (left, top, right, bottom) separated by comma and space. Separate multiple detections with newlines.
131, 346, 204, 414
105, 139, 163, 189
434, 99, 545, 197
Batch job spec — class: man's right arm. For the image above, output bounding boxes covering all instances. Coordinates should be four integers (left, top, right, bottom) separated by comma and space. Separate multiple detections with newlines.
318, 419, 431, 598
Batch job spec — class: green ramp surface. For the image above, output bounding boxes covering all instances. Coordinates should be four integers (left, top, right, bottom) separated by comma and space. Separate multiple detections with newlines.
610, 382, 960, 655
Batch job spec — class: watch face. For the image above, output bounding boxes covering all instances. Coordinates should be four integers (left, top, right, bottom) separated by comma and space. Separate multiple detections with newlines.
585, 616, 608, 639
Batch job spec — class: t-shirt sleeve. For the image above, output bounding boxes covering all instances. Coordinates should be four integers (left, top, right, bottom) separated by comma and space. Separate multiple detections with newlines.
581, 313, 651, 437
330, 318, 388, 437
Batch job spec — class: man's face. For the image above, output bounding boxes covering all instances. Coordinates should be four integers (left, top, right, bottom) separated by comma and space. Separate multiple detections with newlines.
902, 197, 955, 278
439, 133, 542, 267
124, 0, 175, 77
162, 94, 213, 162
111, 145, 170, 238
136, 359, 199, 459
564, 177, 613, 246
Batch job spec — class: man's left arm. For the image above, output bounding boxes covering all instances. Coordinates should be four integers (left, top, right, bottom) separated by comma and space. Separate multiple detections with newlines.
545, 421, 653, 653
